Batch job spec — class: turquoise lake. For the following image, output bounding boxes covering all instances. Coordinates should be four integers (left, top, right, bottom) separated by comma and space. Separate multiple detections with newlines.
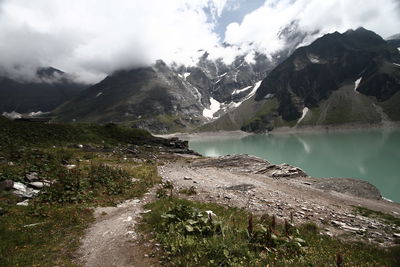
188, 129, 400, 203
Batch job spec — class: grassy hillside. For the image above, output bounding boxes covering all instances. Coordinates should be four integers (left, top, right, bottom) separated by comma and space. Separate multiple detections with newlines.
198, 96, 271, 132
299, 85, 382, 126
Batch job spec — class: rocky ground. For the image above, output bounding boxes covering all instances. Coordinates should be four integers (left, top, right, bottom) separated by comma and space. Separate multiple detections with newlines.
73, 153, 399, 267
77, 188, 160, 267
159, 154, 400, 247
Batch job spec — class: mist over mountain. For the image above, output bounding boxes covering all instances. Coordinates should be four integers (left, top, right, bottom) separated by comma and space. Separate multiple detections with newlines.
0, 67, 86, 115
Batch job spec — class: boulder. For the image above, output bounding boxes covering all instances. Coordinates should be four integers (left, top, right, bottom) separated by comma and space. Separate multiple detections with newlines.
13, 182, 40, 198
25, 172, 39, 182
16, 199, 29, 206
313, 178, 382, 200
29, 182, 45, 189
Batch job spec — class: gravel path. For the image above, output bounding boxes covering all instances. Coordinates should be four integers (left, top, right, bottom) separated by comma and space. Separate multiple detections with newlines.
77, 189, 159, 267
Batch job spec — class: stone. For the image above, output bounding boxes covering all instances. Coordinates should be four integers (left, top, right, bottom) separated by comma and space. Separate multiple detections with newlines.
25, 172, 39, 182
16, 199, 29, 206
29, 182, 44, 189
394, 233, 400, 238
13, 182, 40, 198
65, 164, 77, 170
0, 179, 14, 191
342, 225, 366, 233
331, 220, 347, 227
183, 176, 192, 180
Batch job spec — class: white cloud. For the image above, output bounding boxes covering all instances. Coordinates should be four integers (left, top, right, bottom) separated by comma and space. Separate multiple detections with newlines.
0, 0, 399, 83
225, 0, 400, 53
0, 0, 228, 83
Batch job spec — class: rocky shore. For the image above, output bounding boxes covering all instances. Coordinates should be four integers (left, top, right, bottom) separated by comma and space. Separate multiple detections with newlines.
159, 154, 400, 246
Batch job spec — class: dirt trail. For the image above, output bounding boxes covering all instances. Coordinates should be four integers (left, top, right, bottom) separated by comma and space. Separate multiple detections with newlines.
159, 155, 400, 246
77, 189, 159, 267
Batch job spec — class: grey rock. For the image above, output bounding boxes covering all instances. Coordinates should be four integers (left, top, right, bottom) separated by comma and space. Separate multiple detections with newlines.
331, 220, 347, 227
29, 182, 45, 189
313, 178, 382, 200
0, 179, 14, 191
183, 176, 192, 180
394, 233, 400, 238
25, 172, 39, 182
225, 184, 256, 192
16, 199, 29, 206
13, 182, 40, 198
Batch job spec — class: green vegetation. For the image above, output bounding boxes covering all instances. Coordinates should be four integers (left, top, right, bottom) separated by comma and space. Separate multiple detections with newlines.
380, 91, 400, 121
302, 86, 382, 126
354, 206, 400, 228
141, 197, 400, 267
0, 117, 161, 266
0, 116, 151, 151
241, 99, 279, 132
178, 186, 197, 195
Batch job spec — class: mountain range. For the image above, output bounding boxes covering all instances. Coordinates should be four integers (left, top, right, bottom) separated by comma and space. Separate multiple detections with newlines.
0, 67, 85, 116
1, 27, 399, 133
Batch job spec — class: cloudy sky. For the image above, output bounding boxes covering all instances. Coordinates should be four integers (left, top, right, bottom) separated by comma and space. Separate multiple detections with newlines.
0, 0, 399, 83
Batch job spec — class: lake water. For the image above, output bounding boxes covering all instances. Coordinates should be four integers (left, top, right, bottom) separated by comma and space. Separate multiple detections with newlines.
188, 129, 400, 203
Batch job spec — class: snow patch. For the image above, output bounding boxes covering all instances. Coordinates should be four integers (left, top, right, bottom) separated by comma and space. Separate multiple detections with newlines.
308, 54, 321, 64
28, 111, 44, 117
183, 72, 191, 80
96, 92, 103, 98
354, 77, 362, 93
296, 107, 309, 126
232, 86, 252, 95
248, 81, 262, 98
393, 63, 400, 67
228, 81, 263, 110
219, 72, 227, 78
203, 97, 221, 119
2, 111, 22, 119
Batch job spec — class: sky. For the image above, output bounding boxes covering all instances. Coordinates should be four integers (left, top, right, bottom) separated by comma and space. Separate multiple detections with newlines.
0, 0, 399, 83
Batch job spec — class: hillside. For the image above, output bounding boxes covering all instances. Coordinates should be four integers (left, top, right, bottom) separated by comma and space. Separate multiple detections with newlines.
203, 28, 400, 133
0, 67, 86, 114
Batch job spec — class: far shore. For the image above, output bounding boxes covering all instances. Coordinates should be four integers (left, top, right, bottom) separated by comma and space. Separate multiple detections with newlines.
154, 122, 400, 140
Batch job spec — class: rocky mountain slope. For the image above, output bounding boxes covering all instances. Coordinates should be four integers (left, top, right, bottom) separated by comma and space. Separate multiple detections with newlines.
0, 67, 86, 115
52, 52, 276, 133
52, 23, 310, 133
204, 28, 400, 132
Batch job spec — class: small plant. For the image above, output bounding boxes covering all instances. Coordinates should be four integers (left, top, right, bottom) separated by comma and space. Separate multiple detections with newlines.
179, 186, 197, 195
156, 188, 167, 199
336, 252, 344, 267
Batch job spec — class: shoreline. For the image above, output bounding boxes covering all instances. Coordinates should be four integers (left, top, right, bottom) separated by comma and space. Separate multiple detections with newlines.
270, 122, 400, 135
155, 123, 400, 140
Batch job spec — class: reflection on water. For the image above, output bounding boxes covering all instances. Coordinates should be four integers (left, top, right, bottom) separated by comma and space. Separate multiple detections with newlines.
189, 129, 400, 202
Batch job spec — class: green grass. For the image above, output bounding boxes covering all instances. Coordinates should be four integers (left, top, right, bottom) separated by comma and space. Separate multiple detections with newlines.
242, 99, 278, 128
353, 206, 400, 228
141, 197, 400, 267
379, 91, 400, 121
301, 86, 382, 126
0, 192, 93, 267
0, 157, 161, 266
0, 121, 162, 266
0, 116, 151, 152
